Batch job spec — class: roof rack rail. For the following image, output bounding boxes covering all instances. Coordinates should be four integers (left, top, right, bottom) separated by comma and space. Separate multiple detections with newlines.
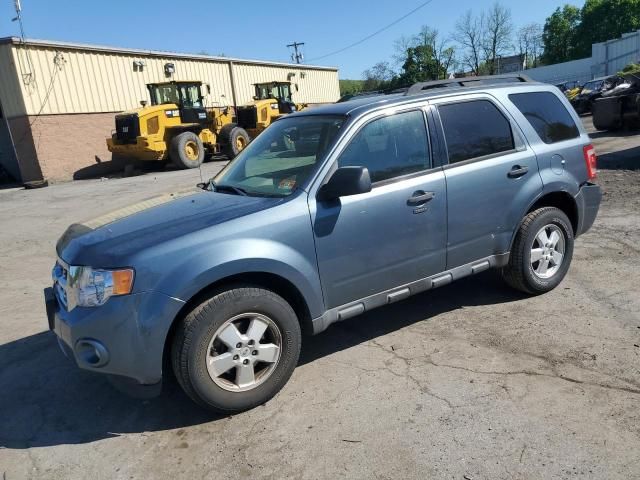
405, 74, 534, 96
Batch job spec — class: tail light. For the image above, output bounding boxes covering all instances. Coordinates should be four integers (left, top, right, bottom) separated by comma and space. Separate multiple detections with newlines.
583, 144, 597, 180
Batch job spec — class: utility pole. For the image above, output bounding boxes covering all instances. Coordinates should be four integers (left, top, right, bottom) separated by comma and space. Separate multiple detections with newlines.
287, 42, 305, 64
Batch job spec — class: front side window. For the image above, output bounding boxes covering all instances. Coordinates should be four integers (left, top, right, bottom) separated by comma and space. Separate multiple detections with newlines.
179, 85, 203, 108
338, 110, 430, 183
509, 92, 580, 144
279, 84, 292, 102
213, 115, 345, 197
438, 100, 515, 164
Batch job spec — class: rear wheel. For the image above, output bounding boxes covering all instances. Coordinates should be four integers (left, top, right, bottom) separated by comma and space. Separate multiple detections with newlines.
171, 286, 301, 413
219, 124, 251, 159
502, 207, 574, 295
170, 132, 205, 169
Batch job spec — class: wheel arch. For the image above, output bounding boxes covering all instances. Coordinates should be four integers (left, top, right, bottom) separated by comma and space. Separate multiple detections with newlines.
162, 271, 313, 375
510, 190, 579, 252
528, 191, 578, 234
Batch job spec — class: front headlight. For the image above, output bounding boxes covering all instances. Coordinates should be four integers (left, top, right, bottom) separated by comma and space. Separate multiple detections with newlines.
67, 266, 134, 308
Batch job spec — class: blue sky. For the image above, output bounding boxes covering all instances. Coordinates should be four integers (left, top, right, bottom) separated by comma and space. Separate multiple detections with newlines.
0, 0, 583, 78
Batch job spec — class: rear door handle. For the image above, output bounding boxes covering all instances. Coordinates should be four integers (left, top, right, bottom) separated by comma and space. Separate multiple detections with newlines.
407, 191, 435, 206
508, 165, 529, 178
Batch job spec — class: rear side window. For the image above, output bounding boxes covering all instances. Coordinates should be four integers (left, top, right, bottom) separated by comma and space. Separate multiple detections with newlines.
438, 100, 515, 164
509, 92, 580, 144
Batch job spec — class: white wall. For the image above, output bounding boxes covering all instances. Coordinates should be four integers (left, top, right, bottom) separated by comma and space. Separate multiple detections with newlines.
524, 30, 640, 85
524, 58, 593, 85
592, 30, 640, 78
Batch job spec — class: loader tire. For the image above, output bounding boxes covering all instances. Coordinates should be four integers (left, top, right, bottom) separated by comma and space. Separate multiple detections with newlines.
219, 124, 250, 159
170, 132, 205, 169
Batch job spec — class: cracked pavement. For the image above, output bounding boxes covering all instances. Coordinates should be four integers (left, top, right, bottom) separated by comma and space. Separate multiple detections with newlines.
0, 118, 639, 479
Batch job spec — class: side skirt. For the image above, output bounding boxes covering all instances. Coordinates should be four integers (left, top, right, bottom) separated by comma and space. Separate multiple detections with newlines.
311, 253, 510, 334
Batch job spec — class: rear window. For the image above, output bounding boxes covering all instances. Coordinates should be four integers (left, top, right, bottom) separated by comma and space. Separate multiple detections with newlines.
438, 100, 515, 164
509, 92, 580, 144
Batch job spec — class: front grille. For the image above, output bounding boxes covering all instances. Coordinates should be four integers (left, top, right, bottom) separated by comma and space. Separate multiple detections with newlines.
115, 114, 140, 144
237, 106, 258, 129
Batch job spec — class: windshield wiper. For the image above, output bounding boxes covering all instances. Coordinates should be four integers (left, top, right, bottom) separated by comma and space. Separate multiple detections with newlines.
210, 182, 248, 196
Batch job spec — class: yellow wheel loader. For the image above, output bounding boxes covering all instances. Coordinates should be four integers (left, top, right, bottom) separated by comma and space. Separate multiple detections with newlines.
236, 81, 307, 138
107, 81, 250, 169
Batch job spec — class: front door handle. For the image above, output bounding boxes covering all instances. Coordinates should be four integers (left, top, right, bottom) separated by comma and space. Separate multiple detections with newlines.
508, 165, 529, 178
407, 191, 435, 206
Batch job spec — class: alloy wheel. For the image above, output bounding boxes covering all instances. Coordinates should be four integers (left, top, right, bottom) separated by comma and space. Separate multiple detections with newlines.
206, 313, 282, 392
530, 224, 565, 279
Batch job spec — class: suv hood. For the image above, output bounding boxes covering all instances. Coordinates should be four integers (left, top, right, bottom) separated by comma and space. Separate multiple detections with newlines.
57, 187, 282, 266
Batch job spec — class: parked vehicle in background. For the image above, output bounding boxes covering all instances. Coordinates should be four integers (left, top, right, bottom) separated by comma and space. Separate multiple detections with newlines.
46, 75, 601, 413
571, 76, 624, 115
236, 81, 307, 138
107, 81, 251, 169
555, 80, 583, 101
592, 71, 640, 131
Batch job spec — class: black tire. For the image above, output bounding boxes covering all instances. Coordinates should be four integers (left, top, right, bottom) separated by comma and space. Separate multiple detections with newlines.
171, 286, 301, 413
219, 124, 250, 159
169, 131, 205, 169
501, 207, 574, 295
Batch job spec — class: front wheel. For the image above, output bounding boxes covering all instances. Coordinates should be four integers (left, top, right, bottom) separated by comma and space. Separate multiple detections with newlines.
171, 286, 301, 413
219, 124, 251, 159
502, 207, 574, 295
169, 131, 205, 169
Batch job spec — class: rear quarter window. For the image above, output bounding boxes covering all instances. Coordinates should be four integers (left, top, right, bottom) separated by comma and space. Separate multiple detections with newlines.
509, 92, 580, 144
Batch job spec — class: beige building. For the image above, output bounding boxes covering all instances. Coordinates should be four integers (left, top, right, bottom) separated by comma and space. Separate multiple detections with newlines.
0, 37, 340, 184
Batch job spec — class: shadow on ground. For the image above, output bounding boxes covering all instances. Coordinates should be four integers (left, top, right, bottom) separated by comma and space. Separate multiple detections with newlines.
588, 128, 639, 140
72, 155, 229, 181
72, 155, 167, 180
597, 145, 640, 171
0, 272, 524, 449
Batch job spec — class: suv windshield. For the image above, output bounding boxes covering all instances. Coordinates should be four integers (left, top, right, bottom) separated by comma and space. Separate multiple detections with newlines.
213, 115, 345, 197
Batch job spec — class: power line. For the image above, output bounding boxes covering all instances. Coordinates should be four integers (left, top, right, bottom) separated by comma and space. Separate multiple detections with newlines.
306, 0, 437, 62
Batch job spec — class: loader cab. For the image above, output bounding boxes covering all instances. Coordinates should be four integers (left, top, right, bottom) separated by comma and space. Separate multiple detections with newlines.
254, 82, 296, 114
147, 81, 208, 125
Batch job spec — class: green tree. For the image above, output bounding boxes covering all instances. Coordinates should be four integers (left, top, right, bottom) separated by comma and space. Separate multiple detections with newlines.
541, 5, 582, 64
393, 26, 455, 81
399, 44, 443, 83
575, 0, 640, 56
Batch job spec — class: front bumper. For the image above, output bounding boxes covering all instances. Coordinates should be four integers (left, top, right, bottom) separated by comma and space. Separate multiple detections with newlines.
45, 286, 185, 385
106, 137, 166, 161
575, 182, 602, 236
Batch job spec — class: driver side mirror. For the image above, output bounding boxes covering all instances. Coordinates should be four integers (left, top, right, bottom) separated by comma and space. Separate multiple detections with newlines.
317, 166, 372, 201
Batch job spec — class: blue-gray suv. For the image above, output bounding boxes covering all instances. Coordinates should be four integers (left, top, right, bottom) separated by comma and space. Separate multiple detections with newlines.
45, 76, 602, 412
